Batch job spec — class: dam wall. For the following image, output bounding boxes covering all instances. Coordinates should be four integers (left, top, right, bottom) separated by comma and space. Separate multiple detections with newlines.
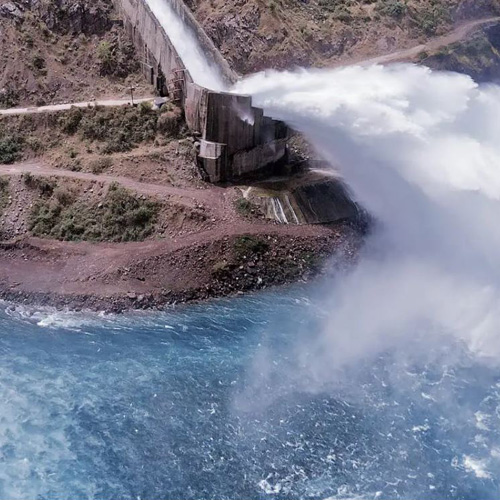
113, 0, 288, 183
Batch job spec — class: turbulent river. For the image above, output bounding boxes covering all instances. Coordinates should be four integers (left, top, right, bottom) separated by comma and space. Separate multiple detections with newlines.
3, 63, 500, 500
1, 286, 499, 500
4, 2, 500, 497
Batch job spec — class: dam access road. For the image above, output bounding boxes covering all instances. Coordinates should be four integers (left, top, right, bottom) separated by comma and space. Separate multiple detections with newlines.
0, 3, 497, 311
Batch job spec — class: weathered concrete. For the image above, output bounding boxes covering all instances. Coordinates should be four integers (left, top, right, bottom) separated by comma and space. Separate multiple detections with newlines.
114, 0, 288, 183
241, 171, 359, 225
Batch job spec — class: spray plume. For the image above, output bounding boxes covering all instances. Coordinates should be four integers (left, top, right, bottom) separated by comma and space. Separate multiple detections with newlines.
234, 64, 500, 376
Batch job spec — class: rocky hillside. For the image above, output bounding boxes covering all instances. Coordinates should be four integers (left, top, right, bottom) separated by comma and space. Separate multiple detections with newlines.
0, 0, 151, 107
187, 0, 500, 73
423, 21, 500, 81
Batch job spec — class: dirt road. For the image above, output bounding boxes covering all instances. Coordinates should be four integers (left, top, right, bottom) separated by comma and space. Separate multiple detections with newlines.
355, 17, 500, 66
3, 160, 231, 217
0, 97, 155, 117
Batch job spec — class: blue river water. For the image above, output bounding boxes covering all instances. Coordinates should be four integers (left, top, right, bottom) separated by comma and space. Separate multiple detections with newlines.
0, 286, 499, 500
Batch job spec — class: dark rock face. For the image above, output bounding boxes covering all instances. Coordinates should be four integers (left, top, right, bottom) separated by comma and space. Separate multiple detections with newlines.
0, 1, 26, 21
0, 0, 113, 34
32, 0, 113, 34
424, 22, 500, 84
454, 0, 500, 21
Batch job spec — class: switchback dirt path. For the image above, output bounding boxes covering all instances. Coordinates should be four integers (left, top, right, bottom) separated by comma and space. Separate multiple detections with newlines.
2, 160, 230, 218
0, 158, 359, 311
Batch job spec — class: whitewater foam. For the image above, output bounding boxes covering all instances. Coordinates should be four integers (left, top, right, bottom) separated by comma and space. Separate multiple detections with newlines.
234, 64, 500, 369
463, 455, 492, 479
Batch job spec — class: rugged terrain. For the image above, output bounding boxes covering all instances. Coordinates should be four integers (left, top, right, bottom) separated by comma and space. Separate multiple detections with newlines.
188, 0, 500, 73
423, 19, 500, 81
0, 98, 361, 311
0, 0, 151, 107
1, 0, 499, 311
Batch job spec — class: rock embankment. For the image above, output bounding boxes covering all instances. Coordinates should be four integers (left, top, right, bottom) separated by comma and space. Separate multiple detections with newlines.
0, 222, 363, 312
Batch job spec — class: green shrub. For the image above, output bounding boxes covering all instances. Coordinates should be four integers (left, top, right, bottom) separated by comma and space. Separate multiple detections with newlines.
376, 0, 407, 18
0, 86, 19, 109
414, 4, 449, 34
32, 53, 46, 74
97, 33, 139, 77
89, 156, 113, 174
79, 105, 159, 154
59, 107, 84, 134
23, 174, 56, 196
234, 235, 269, 257
157, 108, 183, 136
0, 136, 24, 164
29, 182, 160, 242
234, 197, 255, 217
0, 177, 9, 215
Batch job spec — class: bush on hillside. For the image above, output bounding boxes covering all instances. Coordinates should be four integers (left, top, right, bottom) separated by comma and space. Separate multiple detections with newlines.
0, 136, 23, 164
29, 182, 160, 242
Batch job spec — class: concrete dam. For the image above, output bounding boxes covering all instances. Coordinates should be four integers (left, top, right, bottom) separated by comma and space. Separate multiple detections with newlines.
112, 0, 359, 225
112, 0, 288, 184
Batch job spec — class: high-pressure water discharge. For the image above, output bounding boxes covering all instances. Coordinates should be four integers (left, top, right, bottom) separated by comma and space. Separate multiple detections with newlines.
234, 64, 500, 370
143, 0, 500, 363
145, 0, 226, 90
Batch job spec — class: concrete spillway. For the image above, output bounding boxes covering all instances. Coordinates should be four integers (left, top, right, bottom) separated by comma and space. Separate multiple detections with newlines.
240, 171, 359, 225
144, 0, 227, 90
113, 0, 288, 183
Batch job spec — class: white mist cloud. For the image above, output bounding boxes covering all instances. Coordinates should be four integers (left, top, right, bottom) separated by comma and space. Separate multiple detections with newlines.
234, 64, 500, 370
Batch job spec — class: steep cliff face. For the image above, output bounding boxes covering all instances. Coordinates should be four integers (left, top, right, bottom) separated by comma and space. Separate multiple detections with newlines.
423, 22, 500, 82
28, 0, 113, 34
0, 0, 150, 107
187, 0, 500, 74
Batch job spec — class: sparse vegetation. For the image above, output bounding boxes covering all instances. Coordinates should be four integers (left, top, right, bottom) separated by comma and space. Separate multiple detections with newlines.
79, 104, 158, 154
424, 30, 500, 82
0, 177, 9, 215
413, 2, 450, 34
59, 107, 84, 135
0, 102, 185, 163
234, 197, 255, 217
29, 181, 160, 242
157, 105, 184, 135
58, 103, 184, 154
89, 156, 113, 174
31, 53, 46, 73
0, 86, 20, 109
376, 0, 407, 18
97, 32, 139, 77
23, 173, 56, 196
234, 235, 269, 257
0, 136, 24, 164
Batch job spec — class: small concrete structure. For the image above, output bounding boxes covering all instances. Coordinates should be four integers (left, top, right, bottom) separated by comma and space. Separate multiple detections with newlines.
240, 171, 359, 225
113, 0, 288, 183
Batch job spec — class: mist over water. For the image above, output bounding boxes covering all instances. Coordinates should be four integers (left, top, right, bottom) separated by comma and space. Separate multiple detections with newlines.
1, 33, 500, 494
234, 64, 500, 369
1, 291, 500, 500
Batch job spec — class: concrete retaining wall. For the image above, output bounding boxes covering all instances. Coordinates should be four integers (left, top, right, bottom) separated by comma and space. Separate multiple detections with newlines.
114, 0, 288, 183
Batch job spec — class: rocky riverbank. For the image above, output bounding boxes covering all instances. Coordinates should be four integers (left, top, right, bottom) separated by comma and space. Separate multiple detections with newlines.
0, 221, 363, 312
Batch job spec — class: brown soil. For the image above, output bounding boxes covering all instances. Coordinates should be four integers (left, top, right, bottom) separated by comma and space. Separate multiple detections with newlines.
0, 0, 152, 108
0, 218, 362, 312
0, 160, 363, 311
188, 0, 500, 73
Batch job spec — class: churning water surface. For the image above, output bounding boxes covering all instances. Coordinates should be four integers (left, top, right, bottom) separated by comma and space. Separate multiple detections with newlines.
3, 8, 500, 495
1, 286, 499, 500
